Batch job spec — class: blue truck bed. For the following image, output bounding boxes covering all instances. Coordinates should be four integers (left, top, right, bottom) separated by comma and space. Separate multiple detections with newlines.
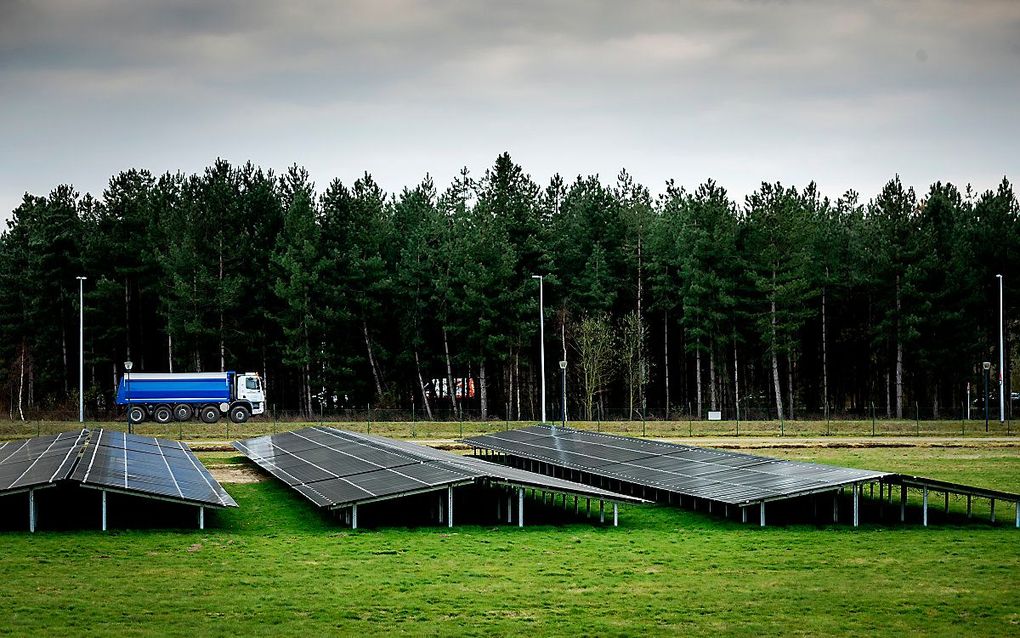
116, 372, 234, 405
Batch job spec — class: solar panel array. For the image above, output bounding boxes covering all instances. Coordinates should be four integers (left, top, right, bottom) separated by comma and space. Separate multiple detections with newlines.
463, 425, 891, 506
71, 430, 236, 508
0, 430, 88, 494
0, 430, 236, 509
233, 427, 640, 509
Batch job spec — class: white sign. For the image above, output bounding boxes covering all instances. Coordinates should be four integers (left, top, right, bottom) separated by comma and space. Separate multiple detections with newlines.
707, 411, 722, 421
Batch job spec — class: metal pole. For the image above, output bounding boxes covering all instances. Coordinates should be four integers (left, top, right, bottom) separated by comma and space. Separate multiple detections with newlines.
447, 486, 454, 528
560, 361, 567, 428
352, 504, 358, 529
853, 484, 859, 527
198, 506, 205, 530
101, 489, 107, 531
922, 486, 928, 527
990, 498, 996, 523
998, 274, 1005, 423
900, 484, 906, 522
532, 275, 546, 423
599, 500, 605, 523
984, 362, 990, 432
759, 501, 765, 527
29, 488, 36, 533
77, 276, 86, 423
518, 487, 524, 527
613, 503, 618, 527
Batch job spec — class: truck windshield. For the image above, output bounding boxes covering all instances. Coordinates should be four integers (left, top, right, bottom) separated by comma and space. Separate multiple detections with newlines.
246, 377, 260, 390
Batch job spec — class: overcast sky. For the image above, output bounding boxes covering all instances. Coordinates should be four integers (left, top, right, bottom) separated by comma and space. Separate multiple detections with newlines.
1, 0, 1018, 219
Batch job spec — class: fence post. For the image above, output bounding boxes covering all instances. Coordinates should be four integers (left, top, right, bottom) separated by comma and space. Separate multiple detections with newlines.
961, 401, 965, 436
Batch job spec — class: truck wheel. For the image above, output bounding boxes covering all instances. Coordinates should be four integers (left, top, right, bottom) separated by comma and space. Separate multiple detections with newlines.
200, 405, 220, 424
127, 406, 146, 424
153, 405, 173, 424
173, 404, 192, 421
230, 405, 250, 424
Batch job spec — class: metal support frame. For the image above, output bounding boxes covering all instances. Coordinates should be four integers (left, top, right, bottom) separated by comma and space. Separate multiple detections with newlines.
833, 492, 839, 523
967, 495, 972, 518
517, 487, 524, 527
507, 493, 512, 524
1015, 501, 1019, 529
613, 503, 618, 527
447, 486, 454, 528
101, 489, 107, 531
759, 501, 765, 527
599, 500, 605, 524
741, 506, 747, 523
900, 485, 907, 522
853, 483, 859, 528
29, 488, 36, 533
352, 504, 358, 529
922, 486, 928, 527
198, 506, 205, 530
990, 498, 995, 523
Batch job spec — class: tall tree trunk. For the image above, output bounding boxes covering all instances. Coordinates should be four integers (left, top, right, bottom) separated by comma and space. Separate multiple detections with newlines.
61, 308, 68, 396
895, 273, 903, 419
414, 349, 433, 420
786, 352, 795, 421
363, 320, 383, 399
733, 337, 740, 422
695, 341, 703, 418
822, 276, 828, 414
515, 348, 521, 422
168, 326, 174, 373
770, 290, 784, 420
443, 326, 457, 417
17, 341, 26, 421
933, 384, 939, 419
663, 310, 670, 418
479, 360, 488, 420
709, 345, 717, 412
885, 369, 891, 418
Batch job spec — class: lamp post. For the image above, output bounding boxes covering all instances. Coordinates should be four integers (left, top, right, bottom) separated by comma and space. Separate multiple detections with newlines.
531, 275, 546, 423
997, 274, 1005, 423
983, 361, 991, 433
559, 359, 567, 429
76, 276, 86, 424
124, 360, 133, 433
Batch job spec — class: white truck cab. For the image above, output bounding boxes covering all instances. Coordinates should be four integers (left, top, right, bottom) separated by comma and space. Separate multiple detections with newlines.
235, 373, 267, 415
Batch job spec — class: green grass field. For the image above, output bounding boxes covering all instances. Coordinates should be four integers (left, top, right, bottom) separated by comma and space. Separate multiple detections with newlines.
2, 443, 1019, 636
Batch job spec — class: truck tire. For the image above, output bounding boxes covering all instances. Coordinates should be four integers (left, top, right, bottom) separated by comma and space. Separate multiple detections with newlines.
173, 404, 192, 421
127, 406, 146, 425
153, 405, 173, 424
200, 405, 220, 424
230, 405, 251, 424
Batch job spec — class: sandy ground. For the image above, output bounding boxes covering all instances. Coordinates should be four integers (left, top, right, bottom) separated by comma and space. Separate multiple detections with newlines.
206, 464, 266, 484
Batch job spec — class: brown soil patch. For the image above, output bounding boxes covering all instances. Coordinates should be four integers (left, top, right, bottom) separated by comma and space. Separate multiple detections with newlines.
207, 465, 266, 484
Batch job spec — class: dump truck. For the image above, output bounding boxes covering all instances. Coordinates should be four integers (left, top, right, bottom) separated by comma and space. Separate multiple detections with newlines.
116, 371, 266, 425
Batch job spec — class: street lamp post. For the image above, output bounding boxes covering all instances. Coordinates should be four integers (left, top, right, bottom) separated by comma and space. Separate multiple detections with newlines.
125, 360, 133, 433
997, 274, 1005, 423
983, 361, 991, 433
531, 275, 546, 423
76, 276, 86, 424
559, 359, 567, 429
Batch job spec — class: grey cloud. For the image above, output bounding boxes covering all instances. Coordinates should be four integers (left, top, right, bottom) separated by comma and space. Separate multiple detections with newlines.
1, 0, 1017, 220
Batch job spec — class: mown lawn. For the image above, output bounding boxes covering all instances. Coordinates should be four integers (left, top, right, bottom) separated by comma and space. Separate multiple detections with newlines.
1, 447, 1019, 636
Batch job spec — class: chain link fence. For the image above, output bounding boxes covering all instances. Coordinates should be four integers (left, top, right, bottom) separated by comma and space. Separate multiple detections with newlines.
0, 400, 1015, 441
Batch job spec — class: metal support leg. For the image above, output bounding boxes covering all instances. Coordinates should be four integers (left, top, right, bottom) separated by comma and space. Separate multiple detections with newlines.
574, 495, 578, 515
900, 485, 907, 522
447, 486, 454, 528
586, 498, 591, 518
853, 484, 859, 528
759, 501, 765, 527
613, 503, 618, 527
352, 504, 358, 529
1015, 501, 1019, 528
518, 487, 524, 528
198, 506, 205, 530
990, 498, 995, 523
742, 507, 747, 523
599, 500, 605, 524
833, 492, 839, 523
102, 489, 107, 531
967, 495, 972, 518
507, 494, 512, 524
29, 488, 36, 533
923, 486, 928, 527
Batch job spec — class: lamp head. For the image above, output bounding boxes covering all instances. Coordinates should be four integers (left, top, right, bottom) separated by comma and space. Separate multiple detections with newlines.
559, 360, 567, 369
983, 361, 991, 370
124, 360, 133, 371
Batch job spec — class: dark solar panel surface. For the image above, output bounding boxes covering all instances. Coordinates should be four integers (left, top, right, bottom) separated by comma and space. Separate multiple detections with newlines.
70, 430, 237, 508
0, 430, 87, 493
463, 425, 891, 505
233, 427, 640, 509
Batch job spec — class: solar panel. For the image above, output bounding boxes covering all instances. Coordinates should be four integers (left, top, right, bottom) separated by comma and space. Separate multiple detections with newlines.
233, 426, 641, 510
463, 425, 891, 506
0, 430, 87, 494
70, 430, 237, 508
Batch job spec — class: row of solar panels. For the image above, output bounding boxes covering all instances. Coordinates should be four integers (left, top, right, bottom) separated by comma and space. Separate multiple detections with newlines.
463, 425, 892, 505
0, 430, 236, 508
232, 427, 641, 509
